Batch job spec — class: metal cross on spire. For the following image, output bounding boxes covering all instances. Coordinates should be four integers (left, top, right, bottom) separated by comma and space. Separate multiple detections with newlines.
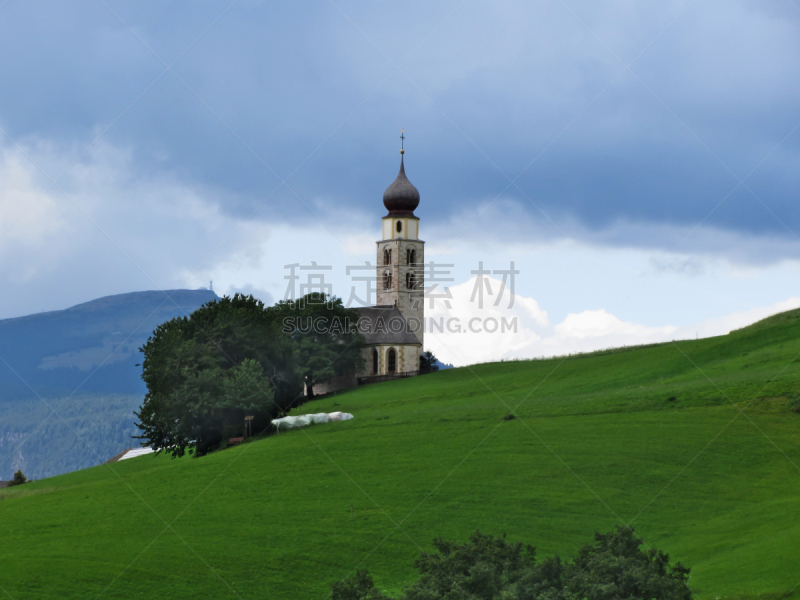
400, 128, 405, 154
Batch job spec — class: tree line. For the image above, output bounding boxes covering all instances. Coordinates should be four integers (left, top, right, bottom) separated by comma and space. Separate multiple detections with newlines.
135, 293, 363, 457
332, 527, 692, 600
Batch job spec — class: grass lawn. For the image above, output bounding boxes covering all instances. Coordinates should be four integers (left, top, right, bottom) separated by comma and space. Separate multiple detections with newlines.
2, 310, 800, 598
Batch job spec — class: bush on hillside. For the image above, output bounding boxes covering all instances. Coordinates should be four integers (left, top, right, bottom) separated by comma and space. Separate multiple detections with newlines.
421, 351, 439, 371
331, 527, 692, 600
8, 470, 27, 486
332, 571, 390, 600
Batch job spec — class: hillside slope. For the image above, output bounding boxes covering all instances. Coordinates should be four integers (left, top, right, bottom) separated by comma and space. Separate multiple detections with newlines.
0, 289, 217, 479
2, 309, 800, 599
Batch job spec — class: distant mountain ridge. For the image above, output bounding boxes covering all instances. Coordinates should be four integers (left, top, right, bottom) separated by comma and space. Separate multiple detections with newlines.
0, 289, 218, 401
0, 289, 217, 479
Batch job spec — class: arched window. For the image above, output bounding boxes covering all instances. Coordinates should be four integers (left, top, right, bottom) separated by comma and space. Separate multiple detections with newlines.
409, 249, 416, 265
406, 272, 412, 289
384, 271, 392, 290
410, 272, 416, 289
372, 349, 378, 374
384, 248, 390, 265
387, 348, 396, 373
396, 221, 402, 233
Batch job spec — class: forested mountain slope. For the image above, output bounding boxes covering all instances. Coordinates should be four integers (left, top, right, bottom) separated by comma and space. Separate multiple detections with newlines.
0, 289, 217, 479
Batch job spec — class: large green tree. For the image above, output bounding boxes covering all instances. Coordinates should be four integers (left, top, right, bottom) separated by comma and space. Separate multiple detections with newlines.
267, 292, 364, 398
332, 527, 692, 600
135, 294, 300, 457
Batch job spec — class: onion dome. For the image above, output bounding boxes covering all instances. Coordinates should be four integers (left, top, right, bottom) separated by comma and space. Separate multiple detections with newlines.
383, 155, 420, 216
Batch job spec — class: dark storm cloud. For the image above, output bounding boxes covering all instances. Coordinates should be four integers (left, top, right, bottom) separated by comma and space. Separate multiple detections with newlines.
1, 0, 798, 245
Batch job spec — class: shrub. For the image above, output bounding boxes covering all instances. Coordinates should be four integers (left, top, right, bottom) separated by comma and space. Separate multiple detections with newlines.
331, 527, 692, 600
332, 570, 390, 600
8, 470, 27, 487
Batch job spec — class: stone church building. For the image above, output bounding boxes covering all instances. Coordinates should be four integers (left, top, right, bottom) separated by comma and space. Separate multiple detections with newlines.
312, 148, 427, 395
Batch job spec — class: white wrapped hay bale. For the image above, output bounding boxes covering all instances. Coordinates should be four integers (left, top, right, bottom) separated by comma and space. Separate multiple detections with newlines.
273, 412, 352, 432
325, 411, 353, 421
272, 415, 309, 431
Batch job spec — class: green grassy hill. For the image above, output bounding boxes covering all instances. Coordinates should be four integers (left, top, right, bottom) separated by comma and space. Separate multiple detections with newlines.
3, 310, 800, 599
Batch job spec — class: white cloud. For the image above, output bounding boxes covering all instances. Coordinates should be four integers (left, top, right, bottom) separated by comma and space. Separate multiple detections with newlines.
0, 151, 71, 253
0, 138, 272, 318
425, 276, 800, 366
553, 309, 675, 341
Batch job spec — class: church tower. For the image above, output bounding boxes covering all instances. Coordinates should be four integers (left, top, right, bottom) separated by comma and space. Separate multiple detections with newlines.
376, 133, 425, 348
306, 135, 427, 395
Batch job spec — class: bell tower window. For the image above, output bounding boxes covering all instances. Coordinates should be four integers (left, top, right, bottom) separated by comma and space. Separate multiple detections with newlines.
396, 221, 402, 233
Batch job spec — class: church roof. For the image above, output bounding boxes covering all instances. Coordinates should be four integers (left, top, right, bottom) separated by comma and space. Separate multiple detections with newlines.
383, 156, 420, 217
355, 305, 421, 346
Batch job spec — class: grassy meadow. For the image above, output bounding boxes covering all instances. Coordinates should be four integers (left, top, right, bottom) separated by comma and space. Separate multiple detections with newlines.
2, 310, 800, 598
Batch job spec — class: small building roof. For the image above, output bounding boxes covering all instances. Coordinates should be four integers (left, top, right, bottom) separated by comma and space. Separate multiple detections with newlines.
355, 305, 421, 346
104, 447, 155, 463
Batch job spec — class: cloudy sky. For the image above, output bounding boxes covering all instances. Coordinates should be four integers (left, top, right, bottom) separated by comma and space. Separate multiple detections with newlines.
1, 0, 799, 364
